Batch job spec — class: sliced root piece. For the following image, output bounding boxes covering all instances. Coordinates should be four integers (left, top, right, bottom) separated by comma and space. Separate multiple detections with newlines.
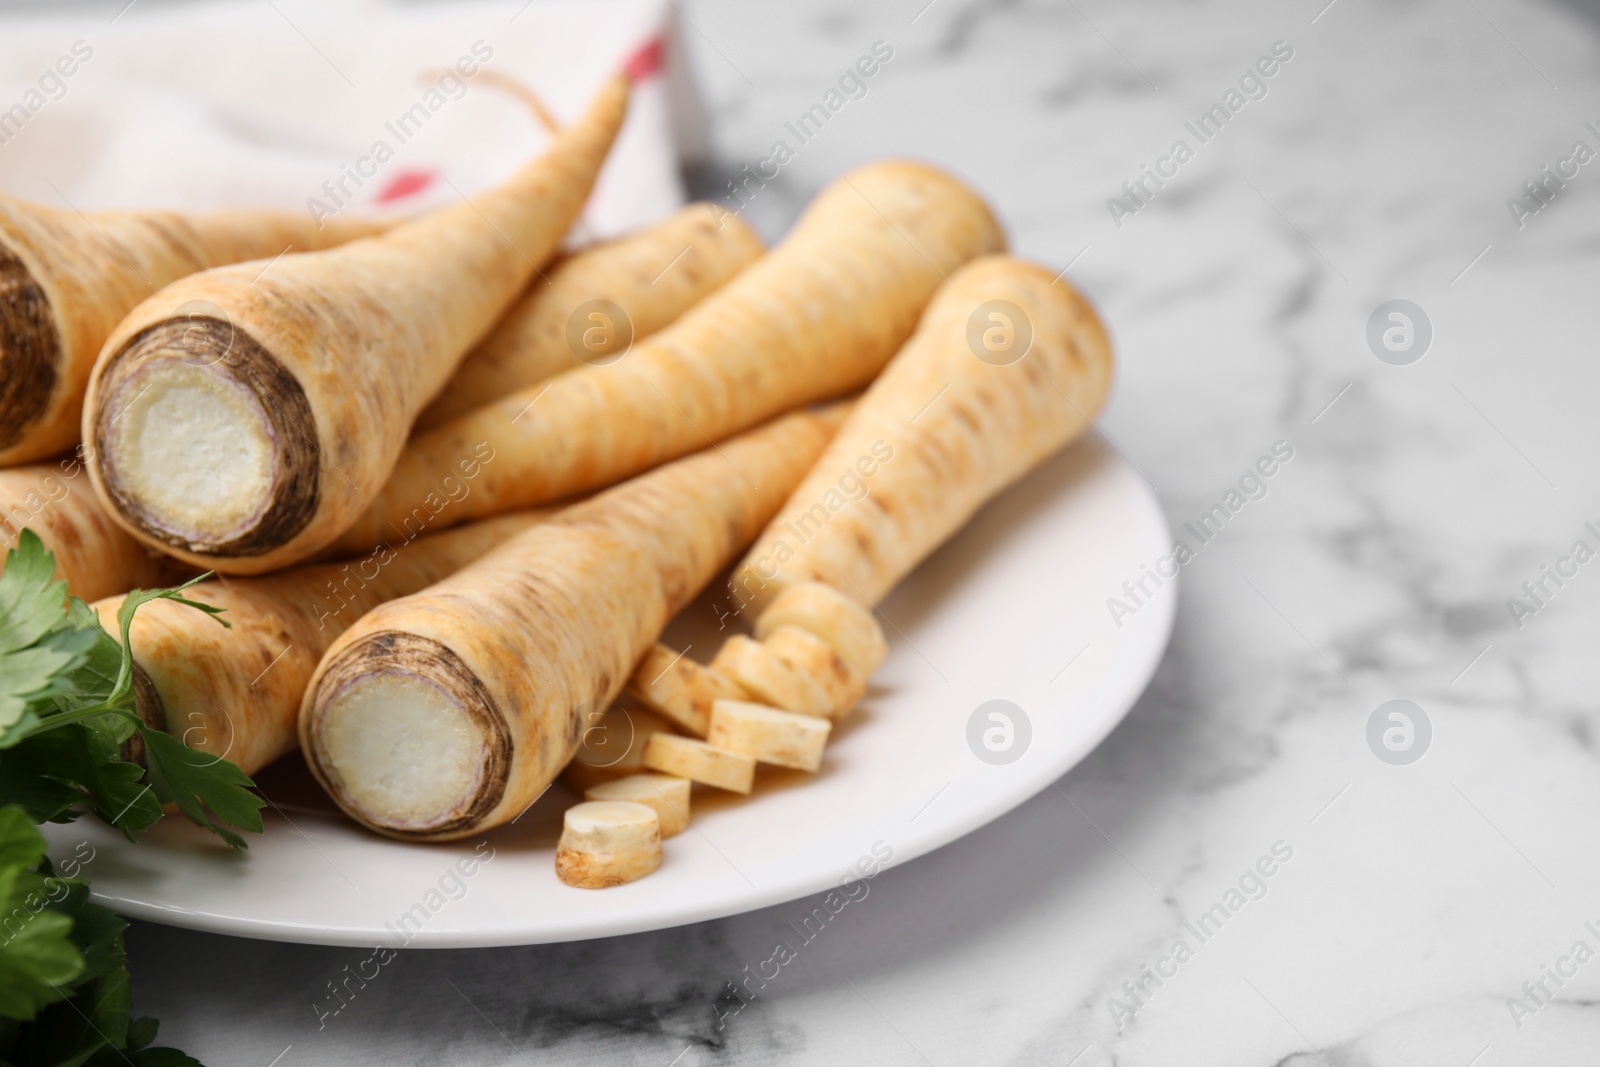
626, 644, 749, 737
761, 626, 865, 719
709, 634, 831, 717
584, 774, 690, 838
561, 699, 678, 793
555, 800, 662, 888
754, 581, 887, 678
707, 698, 831, 773
642, 733, 755, 794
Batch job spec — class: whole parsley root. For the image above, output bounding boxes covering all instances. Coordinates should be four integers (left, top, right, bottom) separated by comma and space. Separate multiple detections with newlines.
82, 77, 629, 575
415, 202, 765, 430
732, 255, 1113, 613
0, 194, 382, 467
300, 404, 845, 841
1, 460, 183, 602
92, 511, 548, 777
330, 159, 1005, 555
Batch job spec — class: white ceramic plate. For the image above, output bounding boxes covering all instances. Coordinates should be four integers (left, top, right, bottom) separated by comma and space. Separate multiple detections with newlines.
43, 437, 1175, 947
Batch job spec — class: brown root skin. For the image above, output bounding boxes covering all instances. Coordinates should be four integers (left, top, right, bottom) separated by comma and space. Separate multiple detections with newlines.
0, 194, 384, 467
93, 511, 544, 777
301, 404, 847, 842
82, 77, 630, 575
0, 243, 59, 457
330, 159, 1004, 556
732, 254, 1115, 613
414, 203, 765, 431
0, 459, 183, 602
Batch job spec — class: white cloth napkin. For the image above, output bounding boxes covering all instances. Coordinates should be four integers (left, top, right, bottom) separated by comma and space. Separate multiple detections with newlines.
0, 0, 706, 238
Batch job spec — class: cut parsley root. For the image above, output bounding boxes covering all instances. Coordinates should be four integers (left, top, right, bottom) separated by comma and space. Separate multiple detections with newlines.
641, 734, 754, 793
331, 159, 1004, 553
83, 76, 630, 574
92, 511, 546, 778
0, 194, 383, 467
0, 529, 264, 848
301, 405, 845, 841
706, 698, 831, 773
731, 255, 1113, 612
1, 459, 183, 602
709, 634, 833, 718
414, 203, 765, 430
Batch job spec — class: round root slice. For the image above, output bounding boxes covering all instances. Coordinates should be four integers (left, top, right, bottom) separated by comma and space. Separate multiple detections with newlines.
642, 733, 755, 794
754, 581, 888, 678
584, 774, 690, 838
556, 800, 663, 889
709, 634, 832, 718
93, 339, 312, 555
707, 699, 832, 773
304, 633, 511, 839
561, 700, 679, 794
626, 643, 749, 737
761, 626, 865, 719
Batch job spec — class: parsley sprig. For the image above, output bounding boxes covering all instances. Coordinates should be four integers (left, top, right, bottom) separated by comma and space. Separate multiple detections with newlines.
0, 529, 267, 1065
0, 530, 264, 848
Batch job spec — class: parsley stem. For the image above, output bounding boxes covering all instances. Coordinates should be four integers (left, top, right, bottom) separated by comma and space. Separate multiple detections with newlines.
17, 706, 140, 739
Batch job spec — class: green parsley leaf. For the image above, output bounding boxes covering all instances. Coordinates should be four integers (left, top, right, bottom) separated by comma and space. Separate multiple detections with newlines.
0, 531, 67, 654
0, 726, 163, 836
0, 809, 84, 1022
0, 531, 256, 849
139, 729, 264, 851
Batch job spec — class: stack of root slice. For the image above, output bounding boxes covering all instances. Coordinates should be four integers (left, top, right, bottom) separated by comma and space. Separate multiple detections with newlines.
557, 581, 880, 887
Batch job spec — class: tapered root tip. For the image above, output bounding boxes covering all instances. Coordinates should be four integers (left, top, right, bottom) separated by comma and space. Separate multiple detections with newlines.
305, 632, 512, 839
91, 316, 320, 557
0, 243, 61, 456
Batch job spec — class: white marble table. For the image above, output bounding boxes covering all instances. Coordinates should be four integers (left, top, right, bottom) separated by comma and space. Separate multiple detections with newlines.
126, 0, 1600, 1063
